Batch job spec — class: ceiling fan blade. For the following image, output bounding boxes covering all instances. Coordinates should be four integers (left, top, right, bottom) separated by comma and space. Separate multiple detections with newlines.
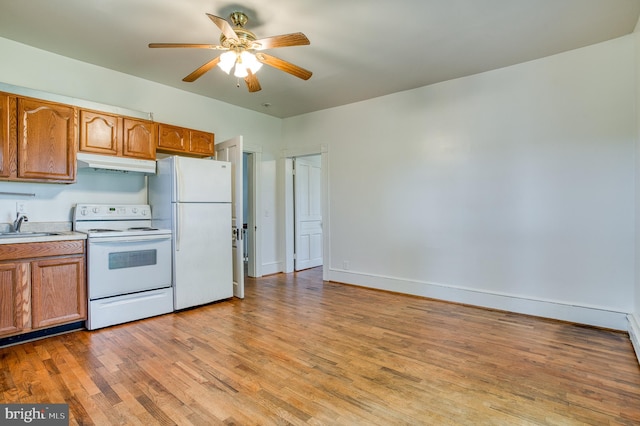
252, 33, 310, 50
206, 13, 238, 42
182, 56, 221, 82
149, 43, 222, 49
256, 53, 312, 80
245, 70, 262, 92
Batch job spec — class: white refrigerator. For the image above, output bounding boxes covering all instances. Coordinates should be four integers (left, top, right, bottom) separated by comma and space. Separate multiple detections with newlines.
148, 156, 233, 309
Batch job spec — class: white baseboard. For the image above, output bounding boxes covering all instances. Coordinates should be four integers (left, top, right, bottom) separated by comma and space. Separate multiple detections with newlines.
261, 261, 283, 276
328, 268, 628, 331
629, 314, 640, 365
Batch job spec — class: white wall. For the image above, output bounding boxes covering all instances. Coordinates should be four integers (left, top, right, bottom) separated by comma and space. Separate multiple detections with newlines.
632, 29, 640, 360
283, 35, 637, 330
2, 33, 638, 331
0, 37, 283, 270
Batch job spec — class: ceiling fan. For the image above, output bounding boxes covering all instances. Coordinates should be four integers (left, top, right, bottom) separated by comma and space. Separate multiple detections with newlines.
149, 11, 312, 92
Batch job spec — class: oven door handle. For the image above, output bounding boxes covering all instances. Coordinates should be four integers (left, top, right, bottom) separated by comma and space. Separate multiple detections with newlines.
90, 236, 172, 244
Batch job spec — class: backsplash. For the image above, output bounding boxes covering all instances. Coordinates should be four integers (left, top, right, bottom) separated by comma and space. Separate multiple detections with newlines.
0, 168, 147, 225
0, 221, 73, 233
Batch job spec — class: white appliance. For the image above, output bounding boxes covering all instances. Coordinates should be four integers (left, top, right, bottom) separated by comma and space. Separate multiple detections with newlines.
148, 156, 233, 309
77, 152, 156, 174
73, 204, 174, 330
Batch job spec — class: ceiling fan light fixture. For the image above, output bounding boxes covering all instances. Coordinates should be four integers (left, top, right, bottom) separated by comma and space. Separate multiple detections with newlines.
218, 51, 237, 74
241, 51, 263, 74
234, 62, 249, 78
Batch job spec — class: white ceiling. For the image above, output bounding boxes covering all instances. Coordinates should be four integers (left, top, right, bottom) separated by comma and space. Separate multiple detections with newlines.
0, 0, 638, 118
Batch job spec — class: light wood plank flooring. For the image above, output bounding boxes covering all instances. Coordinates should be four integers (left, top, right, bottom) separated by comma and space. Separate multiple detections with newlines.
1, 267, 639, 425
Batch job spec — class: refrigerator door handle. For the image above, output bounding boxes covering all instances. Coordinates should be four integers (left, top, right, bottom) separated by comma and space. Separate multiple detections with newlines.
176, 204, 181, 251
175, 157, 182, 201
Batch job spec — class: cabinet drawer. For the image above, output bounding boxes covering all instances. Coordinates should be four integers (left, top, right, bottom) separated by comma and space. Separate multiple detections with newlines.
0, 240, 85, 261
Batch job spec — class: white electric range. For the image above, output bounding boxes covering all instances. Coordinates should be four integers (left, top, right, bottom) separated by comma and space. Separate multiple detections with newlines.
73, 204, 174, 330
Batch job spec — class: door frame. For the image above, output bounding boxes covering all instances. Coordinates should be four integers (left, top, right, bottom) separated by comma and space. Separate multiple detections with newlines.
243, 144, 262, 278
215, 136, 244, 299
282, 144, 329, 280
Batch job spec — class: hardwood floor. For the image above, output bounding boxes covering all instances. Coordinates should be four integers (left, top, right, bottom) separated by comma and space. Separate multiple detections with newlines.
1, 267, 639, 425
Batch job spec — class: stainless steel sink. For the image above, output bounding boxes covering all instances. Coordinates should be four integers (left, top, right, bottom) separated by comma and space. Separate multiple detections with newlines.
0, 232, 61, 238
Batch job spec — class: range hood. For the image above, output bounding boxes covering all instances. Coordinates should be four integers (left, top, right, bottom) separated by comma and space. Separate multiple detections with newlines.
77, 152, 156, 174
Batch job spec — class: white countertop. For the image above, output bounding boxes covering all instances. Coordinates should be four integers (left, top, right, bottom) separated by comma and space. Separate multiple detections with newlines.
0, 222, 86, 244
0, 231, 86, 244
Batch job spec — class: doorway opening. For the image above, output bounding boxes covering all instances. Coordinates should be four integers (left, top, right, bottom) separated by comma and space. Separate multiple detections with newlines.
243, 151, 259, 277
215, 137, 262, 299
283, 145, 329, 279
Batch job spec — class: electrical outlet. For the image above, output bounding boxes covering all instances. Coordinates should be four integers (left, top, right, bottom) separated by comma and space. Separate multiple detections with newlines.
16, 201, 27, 215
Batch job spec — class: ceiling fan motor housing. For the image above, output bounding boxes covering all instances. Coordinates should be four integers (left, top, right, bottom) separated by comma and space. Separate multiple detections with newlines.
220, 12, 259, 50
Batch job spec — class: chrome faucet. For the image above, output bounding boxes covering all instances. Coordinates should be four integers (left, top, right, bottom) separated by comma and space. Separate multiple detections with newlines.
13, 213, 28, 232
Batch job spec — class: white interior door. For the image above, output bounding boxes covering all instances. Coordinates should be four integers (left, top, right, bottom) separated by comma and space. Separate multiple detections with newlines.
294, 156, 323, 271
215, 136, 244, 299
245, 152, 258, 277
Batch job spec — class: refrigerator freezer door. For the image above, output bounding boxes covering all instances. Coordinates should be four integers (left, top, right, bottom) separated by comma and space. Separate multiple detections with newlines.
174, 156, 231, 203
173, 202, 233, 309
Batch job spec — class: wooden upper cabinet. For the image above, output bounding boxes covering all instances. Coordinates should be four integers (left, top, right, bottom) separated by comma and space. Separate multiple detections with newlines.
17, 97, 77, 182
157, 123, 214, 157
0, 93, 16, 179
80, 110, 155, 160
157, 123, 187, 153
189, 129, 214, 156
123, 118, 156, 160
79, 110, 121, 156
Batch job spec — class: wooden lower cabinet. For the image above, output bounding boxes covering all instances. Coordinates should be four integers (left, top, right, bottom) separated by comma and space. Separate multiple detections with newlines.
0, 240, 86, 338
0, 262, 29, 336
31, 255, 86, 329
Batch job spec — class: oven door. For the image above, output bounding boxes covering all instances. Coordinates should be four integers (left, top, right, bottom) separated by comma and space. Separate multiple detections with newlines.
87, 234, 172, 300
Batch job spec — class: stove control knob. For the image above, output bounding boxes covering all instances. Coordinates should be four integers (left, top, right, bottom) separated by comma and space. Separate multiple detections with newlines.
80, 208, 88, 216
142, 209, 148, 216
132, 207, 138, 214
92, 207, 100, 214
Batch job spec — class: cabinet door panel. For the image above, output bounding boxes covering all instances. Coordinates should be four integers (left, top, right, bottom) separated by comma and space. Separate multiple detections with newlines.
0, 262, 30, 336
31, 256, 86, 329
17, 98, 77, 182
157, 124, 187, 152
189, 130, 214, 156
123, 118, 156, 160
0, 93, 16, 178
80, 110, 121, 156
